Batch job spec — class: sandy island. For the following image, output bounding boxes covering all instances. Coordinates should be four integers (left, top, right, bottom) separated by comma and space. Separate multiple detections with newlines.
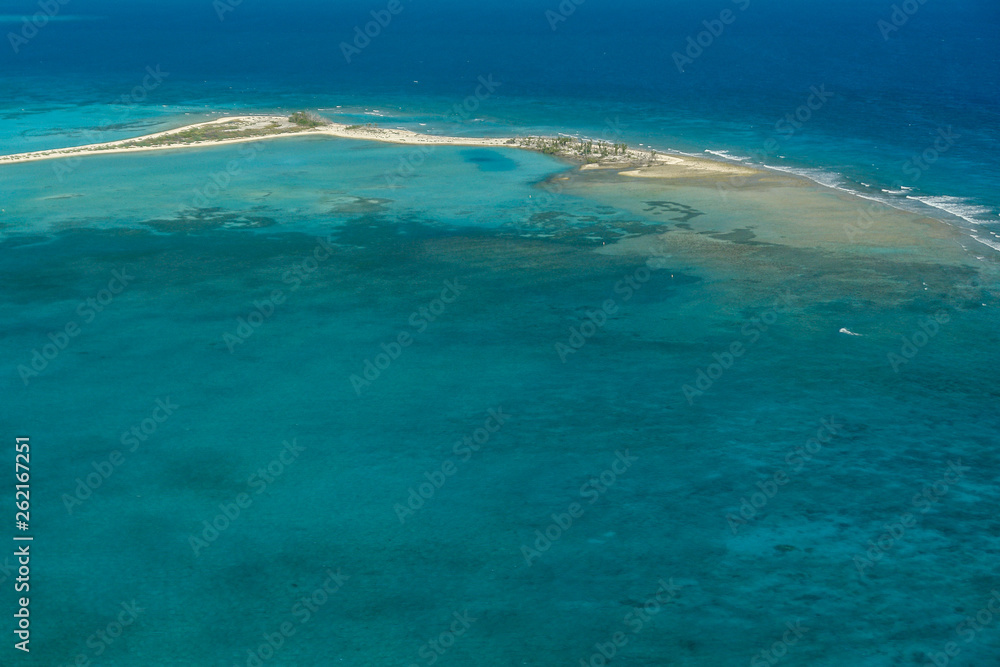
0, 113, 758, 179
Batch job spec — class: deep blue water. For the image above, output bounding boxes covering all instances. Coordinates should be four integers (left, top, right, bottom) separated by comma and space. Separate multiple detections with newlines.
1, 0, 998, 234
3, 2, 1000, 666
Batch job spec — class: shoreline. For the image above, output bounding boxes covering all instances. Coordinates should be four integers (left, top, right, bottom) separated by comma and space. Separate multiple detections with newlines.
0, 114, 758, 179
2, 113, 996, 257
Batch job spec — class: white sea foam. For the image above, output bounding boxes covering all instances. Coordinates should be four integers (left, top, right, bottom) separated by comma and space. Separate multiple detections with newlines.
906, 195, 995, 226
759, 163, 858, 193
667, 144, 1000, 258
704, 149, 752, 162
903, 196, 1000, 257
973, 235, 1000, 252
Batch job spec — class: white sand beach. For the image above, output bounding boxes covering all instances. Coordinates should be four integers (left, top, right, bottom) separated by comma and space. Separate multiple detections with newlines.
0, 114, 763, 178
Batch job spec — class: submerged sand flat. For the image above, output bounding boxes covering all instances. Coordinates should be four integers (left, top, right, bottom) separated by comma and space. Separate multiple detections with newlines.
2, 113, 993, 276
4, 112, 1000, 667
554, 158, 991, 271
618, 156, 760, 178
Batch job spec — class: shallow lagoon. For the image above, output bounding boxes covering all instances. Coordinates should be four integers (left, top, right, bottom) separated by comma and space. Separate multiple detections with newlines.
3, 135, 1000, 666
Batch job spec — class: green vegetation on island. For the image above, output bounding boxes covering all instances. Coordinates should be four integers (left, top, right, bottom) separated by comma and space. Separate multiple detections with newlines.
508, 136, 638, 164
289, 111, 329, 128
127, 121, 276, 147
0, 113, 659, 169
123, 113, 330, 148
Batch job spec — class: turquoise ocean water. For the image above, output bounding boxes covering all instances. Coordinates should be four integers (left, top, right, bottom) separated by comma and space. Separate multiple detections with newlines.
2, 1, 1000, 665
